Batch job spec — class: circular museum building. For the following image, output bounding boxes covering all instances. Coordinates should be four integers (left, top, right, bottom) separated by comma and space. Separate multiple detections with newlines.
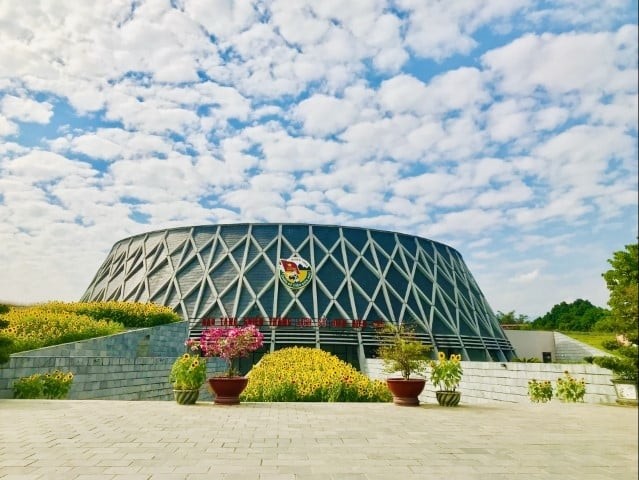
81, 224, 515, 368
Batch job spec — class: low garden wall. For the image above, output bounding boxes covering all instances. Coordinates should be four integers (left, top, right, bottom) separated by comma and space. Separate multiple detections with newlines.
0, 321, 225, 400
366, 359, 618, 404
1, 326, 618, 404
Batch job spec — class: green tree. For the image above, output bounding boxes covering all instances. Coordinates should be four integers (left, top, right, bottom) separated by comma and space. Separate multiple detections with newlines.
531, 299, 609, 331
495, 310, 529, 325
602, 243, 638, 339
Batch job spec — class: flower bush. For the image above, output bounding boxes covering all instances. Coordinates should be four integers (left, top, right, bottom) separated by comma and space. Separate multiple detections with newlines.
185, 338, 203, 356
0, 301, 181, 355
13, 370, 74, 399
199, 325, 264, 377
377, 325, 431, 380
555, 371, 586, 402
430, 352, 463, 392
169, 354, 207, 390
42, 301, 181, 328
241, 347, 392, 402
527, 379, 553, 403
1, 307, 123, 353
0, 316, 13, 364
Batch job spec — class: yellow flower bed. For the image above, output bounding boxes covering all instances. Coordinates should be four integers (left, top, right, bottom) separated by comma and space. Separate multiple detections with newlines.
242, 347, 392, 402
1, 306, 124, 353
42, 301, 180, 328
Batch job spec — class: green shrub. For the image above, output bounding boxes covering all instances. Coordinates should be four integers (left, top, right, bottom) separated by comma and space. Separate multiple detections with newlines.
377, 325, 431, 380
43, 301, 181, 328
0, 304, 10, 314
242, 347, 392, 402
592, 347, 638, 384
13, 374, 43, 398
512, 357, 541, 363
527, 379, 553, 403
13, 370, 74, 399
601, 339, 621, 351
555, 371, 586, 402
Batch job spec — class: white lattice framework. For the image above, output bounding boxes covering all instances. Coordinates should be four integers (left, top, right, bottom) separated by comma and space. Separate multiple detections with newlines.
82, 224, 515, 361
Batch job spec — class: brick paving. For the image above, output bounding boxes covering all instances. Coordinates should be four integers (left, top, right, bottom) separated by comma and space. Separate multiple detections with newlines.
0, 399, 636, 479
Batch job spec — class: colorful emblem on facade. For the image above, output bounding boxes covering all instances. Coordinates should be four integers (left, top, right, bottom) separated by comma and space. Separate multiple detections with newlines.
278, 254, 312, 289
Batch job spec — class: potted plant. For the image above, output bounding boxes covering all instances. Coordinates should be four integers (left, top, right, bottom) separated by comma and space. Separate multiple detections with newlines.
430, 352, 463, 406
199, 325, 264, 405
377, 324, 431, 406
592, 346, 638, 405
169, 353, 207, 405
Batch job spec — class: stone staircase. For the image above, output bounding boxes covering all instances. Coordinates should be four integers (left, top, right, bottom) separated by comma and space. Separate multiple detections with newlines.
553, 332, 611, 362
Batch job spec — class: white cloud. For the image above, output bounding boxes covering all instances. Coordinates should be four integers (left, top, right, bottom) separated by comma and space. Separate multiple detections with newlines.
482, 26, 638, 96
1, 95, 53, 123
58, 128, 174, 161
535, 125, 636, 187
70, 134, 124, 161
486, 99, 531, 142
528, 0, 633, 29
5, 151, 95, 183
510, 268, 540, 283
0, 114, 18, 136
248, 127, 343, 172
183, 0, 257, 39
427, 208, 504, 236
398, 0, 527, 60
532, 107, 569, 131
474, 181, 533, 208
294, 94, 359, 136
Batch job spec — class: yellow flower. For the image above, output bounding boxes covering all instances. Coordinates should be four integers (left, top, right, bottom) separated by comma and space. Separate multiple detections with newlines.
438, 351, 446, 360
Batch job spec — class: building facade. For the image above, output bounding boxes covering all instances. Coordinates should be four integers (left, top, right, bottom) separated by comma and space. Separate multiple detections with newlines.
82, 224, 515, 366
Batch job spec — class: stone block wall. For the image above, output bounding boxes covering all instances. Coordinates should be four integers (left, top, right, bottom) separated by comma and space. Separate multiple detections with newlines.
0, 321, 226, 400
1, 323, 619, 403
365, 359, 617, 404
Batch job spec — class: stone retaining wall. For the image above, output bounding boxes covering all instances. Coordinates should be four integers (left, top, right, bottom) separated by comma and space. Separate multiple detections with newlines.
1, 325, 619, 403
0, 321, 226, 400
365, 359, 617, 404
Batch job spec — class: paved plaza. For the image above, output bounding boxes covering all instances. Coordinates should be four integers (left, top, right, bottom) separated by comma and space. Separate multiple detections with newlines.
0, 399, 637, 480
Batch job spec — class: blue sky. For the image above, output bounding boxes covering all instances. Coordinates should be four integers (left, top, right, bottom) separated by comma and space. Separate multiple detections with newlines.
0, 0, 637, 318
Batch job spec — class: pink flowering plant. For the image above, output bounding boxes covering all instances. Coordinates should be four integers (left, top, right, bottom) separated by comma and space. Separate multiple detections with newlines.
199, 325, 264, 377
185, 338, 203, 356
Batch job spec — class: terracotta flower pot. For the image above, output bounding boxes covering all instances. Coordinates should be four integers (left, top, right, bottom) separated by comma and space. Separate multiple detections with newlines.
208, 377, 249, 405
386, 378, 426, 406
436, 390, 461, 407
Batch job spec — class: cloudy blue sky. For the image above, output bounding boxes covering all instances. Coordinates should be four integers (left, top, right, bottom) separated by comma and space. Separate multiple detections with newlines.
0, 0, 637, 318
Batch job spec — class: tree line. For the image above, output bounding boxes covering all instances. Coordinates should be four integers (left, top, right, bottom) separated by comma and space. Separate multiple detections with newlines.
496, 243, 637, 342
